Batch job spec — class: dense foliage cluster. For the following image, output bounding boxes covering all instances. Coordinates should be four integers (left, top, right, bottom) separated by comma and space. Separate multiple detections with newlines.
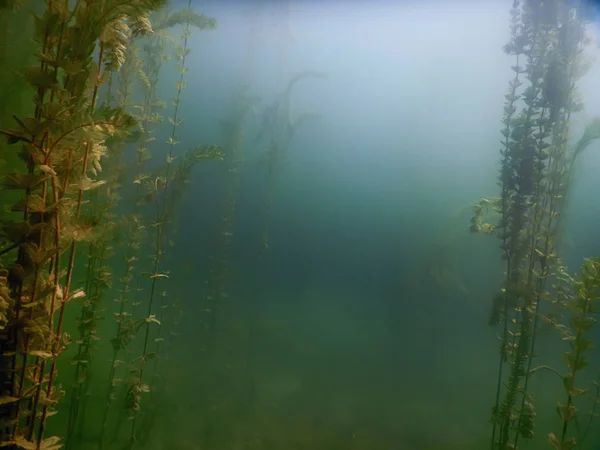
470, 0, 600, 449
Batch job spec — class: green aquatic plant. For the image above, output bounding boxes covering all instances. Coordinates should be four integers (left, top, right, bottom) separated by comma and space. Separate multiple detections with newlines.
130, 144, 222, 448
0, 0, 165, 447
102, 9, 180, 444
0, 105, 135, 448
470, 1, 599, 449
573, 370, 600, 446
255, 71, 325, 159
64, 15, 157, 450
94, 30, 149, 450
409, 198, 499, 301
194, 8, 265, 445
569, 118, 600, 165
546, 257, 600, 449
68, 4, 152, 419
124, 6, 218, 447
99, 17, 168, 448
194, 84, 260, 449
469, 197, 500, 235
199, 84, 260, 352
255, 71, 325, 249
127, 144, 222, 447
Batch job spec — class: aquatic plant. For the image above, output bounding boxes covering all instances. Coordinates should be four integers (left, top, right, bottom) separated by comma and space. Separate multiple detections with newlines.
573, 370, 600, 446
255, 71, 325, 249
98, 13, 169, 446
123, 6, 219, 447
546, 257, 600, 449
94, 44, 145, 450
63, 16, 158, 450
0, 0, 168, 447
199, 84, 260, 354
147, 6, 217, 379
96, 9, 180, 444
470, 1, 600, 448
191, 8, 265, 445
125, 143, 221, 445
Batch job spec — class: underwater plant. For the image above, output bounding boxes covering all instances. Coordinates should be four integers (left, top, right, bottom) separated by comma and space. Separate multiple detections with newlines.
97, 10, 170, 447
191, 8, 266, 445
192, 83, 261, 449
470, 1, 600, 449
198, 84, 260, 354
93, 34, 152, 450
0, 0, 167, 447
122, 6, 219, 448
255, 70, 325, 249
63, 16, 157, 450
546, 258, 600, 449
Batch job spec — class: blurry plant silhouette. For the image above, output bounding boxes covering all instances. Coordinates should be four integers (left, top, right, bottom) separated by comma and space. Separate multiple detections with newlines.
194, 82, 260, 449
199, 84, 259, 353
254, 70, 325, 250
469, 1, 600, 449
238, 72, 325, 432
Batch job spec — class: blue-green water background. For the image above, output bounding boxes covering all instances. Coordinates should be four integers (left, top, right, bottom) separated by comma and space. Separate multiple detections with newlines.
138, 1, 600, 448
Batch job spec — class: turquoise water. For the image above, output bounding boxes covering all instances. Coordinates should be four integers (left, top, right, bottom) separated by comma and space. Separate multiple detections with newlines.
0, 0, 599, 449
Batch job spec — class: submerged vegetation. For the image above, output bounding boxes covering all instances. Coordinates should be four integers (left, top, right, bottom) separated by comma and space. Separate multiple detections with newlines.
0, 0, 219, 448
469, 0, 600, 448
0, 0, 324, 447
0, 0, 598, 449
254, 70, 325, 249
